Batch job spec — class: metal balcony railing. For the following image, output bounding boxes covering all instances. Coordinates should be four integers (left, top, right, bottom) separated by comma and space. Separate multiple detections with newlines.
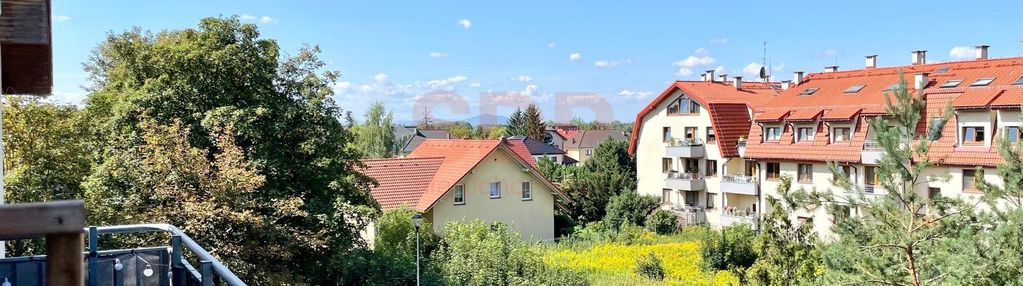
666, 172, 702, 180
722, 175, 756, 184
863, 140, 883, 151
668, 138, 704, 147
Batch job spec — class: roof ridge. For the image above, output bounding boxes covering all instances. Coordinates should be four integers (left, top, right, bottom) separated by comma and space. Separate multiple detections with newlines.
806, 56, 1023, 79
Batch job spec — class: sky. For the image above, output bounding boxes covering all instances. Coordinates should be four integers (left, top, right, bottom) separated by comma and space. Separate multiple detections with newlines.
50, 1, 1023, 123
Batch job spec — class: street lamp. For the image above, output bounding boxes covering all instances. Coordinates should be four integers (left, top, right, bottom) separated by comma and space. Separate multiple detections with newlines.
411, 213, 424, 286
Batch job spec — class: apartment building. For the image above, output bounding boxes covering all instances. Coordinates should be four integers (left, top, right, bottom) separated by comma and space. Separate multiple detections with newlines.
629, 73, 779, 229
743, 47, 1021, 236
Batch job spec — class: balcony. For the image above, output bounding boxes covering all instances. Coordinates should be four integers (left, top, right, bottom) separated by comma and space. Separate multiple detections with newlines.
668, 205, 707, 227
666, 138, 705, 158
861, 140, 883, 165
720, 210, 759, 230
665, 172, 705, 191
736, 140, 747, 157
721, 175, 758, 195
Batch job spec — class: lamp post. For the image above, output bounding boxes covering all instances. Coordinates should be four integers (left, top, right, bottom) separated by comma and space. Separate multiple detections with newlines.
411, 213, 424, 286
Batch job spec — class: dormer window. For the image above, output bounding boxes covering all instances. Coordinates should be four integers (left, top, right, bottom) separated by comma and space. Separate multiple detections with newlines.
1008, 126, 1021, 143
940, 79, 963, 88
970, 77, 995, 87
843, 85, 865, 93
796, 127, 814, 142
798, 88, 819, 96
764, 127, 781, 141
832, 127, 851, 143
962, 126, 985, 146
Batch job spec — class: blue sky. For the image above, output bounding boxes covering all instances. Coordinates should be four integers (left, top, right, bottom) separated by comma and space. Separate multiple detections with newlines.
51, 1, 1023, 123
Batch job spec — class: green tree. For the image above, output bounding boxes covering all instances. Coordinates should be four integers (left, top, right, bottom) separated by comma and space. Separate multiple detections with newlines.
505, 108, 526, 137
351, 101, 398, 158
973, 106, 1023, 285
2, 97, 95, 256
563, 139, 636, 222
645, 210, 679, 235
447, 121, 475, 139
523, 104, 546, 140
745, 176, 822, 286
701, 224, 757, 277
340, 208, 441, 285
81, 17, 378, 284
602, 191, 659, 228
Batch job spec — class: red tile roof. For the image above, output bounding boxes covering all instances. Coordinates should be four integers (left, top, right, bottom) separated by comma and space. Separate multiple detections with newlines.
787, 109, 823, 122
628, 80, 779, 155
362, 139, 564, 211
708, 103, 753, 157
754, 109, 790, 122
745, 56, 1023, 166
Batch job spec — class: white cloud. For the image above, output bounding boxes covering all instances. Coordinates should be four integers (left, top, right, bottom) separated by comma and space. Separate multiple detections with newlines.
709, 37, 728, 44
676, 68, 694, 77
240, 14, 277, 24
511, 75, 533, 82
469, 82, 482, 88
694, 48, 708, 56
429, 52, 449, 58
374, 73, 389, 83
714, 66, 726, 75
742, 63, 764, 76
240, 14, 257, 21
618, 90, 654, 99
673, 55, 716, 68
522, 84, 539, 97
425, 76, 468, 89
548, 42, 557, 48
334, 81, 352, 90
458, 19, 472, 29
594, 59, 632, 68
949, 46, 975, 60
260, 16, 278, 24
569, 53, 582, 61
54, 15, 71, 23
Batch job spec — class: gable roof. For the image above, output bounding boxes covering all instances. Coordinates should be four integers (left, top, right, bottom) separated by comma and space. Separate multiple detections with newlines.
363, 139, 564, 211
628, 80, 779, 155
401, 129, 452, 153
568, 129, 628, 149
508, 135, 566, 155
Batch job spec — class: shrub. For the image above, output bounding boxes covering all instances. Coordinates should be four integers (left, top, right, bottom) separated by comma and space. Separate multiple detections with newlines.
646, 209, 680, 235
701, 224, 758, 273
635, 251, 666, 280
603, 191, 660, 228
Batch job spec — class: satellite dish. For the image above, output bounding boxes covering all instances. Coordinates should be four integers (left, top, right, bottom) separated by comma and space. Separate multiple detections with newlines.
759, 67, 768, 79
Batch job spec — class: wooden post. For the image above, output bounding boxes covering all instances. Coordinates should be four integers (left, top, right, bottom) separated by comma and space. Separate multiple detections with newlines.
0, 200, 86, 285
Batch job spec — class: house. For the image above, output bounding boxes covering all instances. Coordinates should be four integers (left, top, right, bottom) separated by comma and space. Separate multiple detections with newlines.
393, 126, 453, 156
629, 73, 778, 229
740, 48, 1020, 236
565, 129, 628, 164
543, 128, 569, 150
361, 139, 568, 243
507, 135, 577, 165
1, 0, 53, 95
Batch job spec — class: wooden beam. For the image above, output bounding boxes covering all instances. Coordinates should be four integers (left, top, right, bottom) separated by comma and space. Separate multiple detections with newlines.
0, 200, 85, 240
46, 232, 83, 285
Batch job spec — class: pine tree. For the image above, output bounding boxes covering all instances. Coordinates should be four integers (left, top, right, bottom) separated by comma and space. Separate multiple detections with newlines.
505, 108, 525, 137
523, 104, 547, 140
744, 176, 822, 285
973, 106, 1023, 284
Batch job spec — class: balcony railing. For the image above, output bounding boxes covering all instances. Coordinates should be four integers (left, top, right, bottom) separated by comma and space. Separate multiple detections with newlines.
665, 172, 705, 191
721, 175, 757, 195
668, 205, 707, 227
863, 140, 883, 151
720, 208, 759, 229
666, 138, 705, 158
722, 175, 755, 184
862, 140, 884, 164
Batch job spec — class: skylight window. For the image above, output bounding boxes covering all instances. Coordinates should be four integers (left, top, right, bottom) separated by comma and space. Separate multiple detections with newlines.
798, 88, 819, 96
940, 79, 964, 88
843, 85, 865, 93
883, 83, 902, 92
970, 77, 995, 87
933, 67, 951, 74
1013, 76, 1023, 86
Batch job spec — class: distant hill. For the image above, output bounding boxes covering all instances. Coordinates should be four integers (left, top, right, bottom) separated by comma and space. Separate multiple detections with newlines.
462, 114, 509, 125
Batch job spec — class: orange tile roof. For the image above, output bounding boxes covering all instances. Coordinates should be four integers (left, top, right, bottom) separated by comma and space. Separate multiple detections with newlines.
745, 56, 1023, 166
787, 109, 823, 122
708, 103, 752, 157
754, 109, 790, 122
363, 139, 565, 211
628, 80, 778, 155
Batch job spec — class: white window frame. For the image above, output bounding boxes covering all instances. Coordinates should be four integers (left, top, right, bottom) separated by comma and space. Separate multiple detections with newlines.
489, 182, 502, 198
796, 126, 814, 142
453, 184, 465, 205
585, 149, 593, 156
764, 126, 782, 141
521, 181, 532, 200
1006, 126, 1021, 143
832, 126, 852, 143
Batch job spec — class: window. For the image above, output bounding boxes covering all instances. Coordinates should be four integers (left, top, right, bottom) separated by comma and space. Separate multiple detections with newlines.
933, 67, 951, 74
662, 158, 673, 173
843, 84, 865, 93
662, 189, 672, 204
679, 98, 690, 114
489, 182, 502, 198
766, 163, 781, 180
663, 127, 671, 143
706, 193, 717, 209
928, 187, 941, 200
684, 127, 698, 142
834, 165, 852, 181
963, 169, 977, 191
940, 79, 963, 88
706, 160, 718, 177
453, 185, 465, 205
1014, 76, 1023, 86
668, 101, 681, 115
798, 88, 819, 96
684, 191, 699, 207
706, 127, 716, 143
883, 82, 902, 92
521, 182, 532, 200
585, 149, 593, 156
927, 117, 944, 140
832, 127, 851, 143
962, 126, 985, 145
796, 127, 814, 142
865, 166, 878, 193
971, 77, 995, 87
764, 127, 781, 141
1007, 126, 1021, 143
798, 164, 813, 182
685, 159, 700, 174
689, 101, 701, 114
832, 205, 851, 224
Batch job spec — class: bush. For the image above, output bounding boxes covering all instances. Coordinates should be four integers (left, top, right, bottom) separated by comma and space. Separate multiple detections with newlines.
646, 209, 680, 235
340, 208, 442, 285
603, 191, 660, 229
635, 251, 666, 280
701, 224, 758, 273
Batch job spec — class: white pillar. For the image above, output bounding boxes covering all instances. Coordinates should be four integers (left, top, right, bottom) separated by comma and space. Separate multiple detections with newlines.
0, 43, 5, 258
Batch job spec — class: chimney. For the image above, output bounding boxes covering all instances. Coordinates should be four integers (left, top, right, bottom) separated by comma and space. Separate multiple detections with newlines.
733, 76, 743, 89
719, 74, 729, 82
975, 45, 989, 60
781, 80, 792, 90
706, 70, 716, 82
793, 71, 804, 84
865, 55, 877, 68
824, 66, 839, 73
912, 50, 927, 65
914, 73, 929, 90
